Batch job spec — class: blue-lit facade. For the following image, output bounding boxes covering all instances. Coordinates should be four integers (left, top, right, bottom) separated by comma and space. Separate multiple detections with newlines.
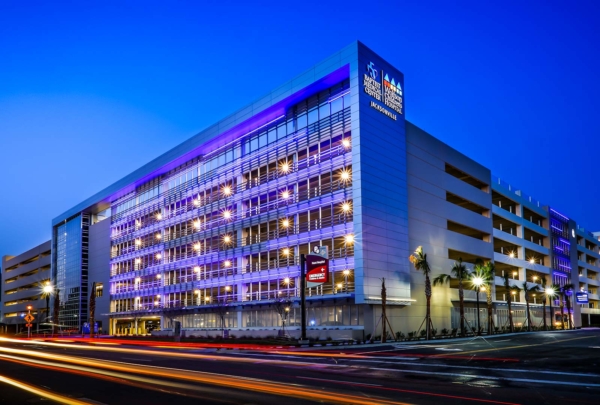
49, 41, 600, 336
52, 42, 412, 337
109, 81, 360, 332
53, 214, 90, 329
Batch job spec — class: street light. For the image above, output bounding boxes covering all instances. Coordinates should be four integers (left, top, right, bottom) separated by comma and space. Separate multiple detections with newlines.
472, 276, 484, 336
43, 283, 53, 325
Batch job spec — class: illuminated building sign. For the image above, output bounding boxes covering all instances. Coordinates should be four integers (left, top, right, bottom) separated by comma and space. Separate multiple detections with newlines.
576, 291, 589, 304
363, 61, 403, 119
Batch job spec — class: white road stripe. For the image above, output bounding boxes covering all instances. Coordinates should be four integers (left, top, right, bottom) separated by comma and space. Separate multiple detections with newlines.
297, 376, 382, 386
121, 357, 152, 362
346, 359, 600, 377
372, 367, 600, 388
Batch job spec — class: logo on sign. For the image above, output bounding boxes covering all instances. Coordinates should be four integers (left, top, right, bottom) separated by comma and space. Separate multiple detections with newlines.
363, 61, 403, 119
367, 61, 378, 80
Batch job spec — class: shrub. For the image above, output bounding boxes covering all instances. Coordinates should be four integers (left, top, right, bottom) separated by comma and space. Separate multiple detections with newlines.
395, 331, 405, 340
419, 329, 427, 338
441, 328, 448, 336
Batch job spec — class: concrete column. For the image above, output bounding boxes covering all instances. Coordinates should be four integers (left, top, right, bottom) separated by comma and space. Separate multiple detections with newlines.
237, 310, 243, 329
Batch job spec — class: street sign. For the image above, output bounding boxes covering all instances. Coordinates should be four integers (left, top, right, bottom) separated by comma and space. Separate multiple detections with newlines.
306, 246, 329, 288
26, 323, 32, 328
24, 314, 34, 323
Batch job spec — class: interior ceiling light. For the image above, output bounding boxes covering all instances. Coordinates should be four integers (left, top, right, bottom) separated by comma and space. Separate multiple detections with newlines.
340, 169, 351, 181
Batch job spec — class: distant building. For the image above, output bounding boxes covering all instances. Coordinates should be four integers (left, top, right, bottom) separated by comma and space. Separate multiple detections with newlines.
1, 241, 51, 333
35, 41, 600, 337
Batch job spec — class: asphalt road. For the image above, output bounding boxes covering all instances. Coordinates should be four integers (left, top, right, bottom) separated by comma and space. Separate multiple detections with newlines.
0, 329, 599, 404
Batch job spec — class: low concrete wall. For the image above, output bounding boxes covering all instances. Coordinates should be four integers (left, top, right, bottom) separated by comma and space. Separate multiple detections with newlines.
152, 327, 364, 341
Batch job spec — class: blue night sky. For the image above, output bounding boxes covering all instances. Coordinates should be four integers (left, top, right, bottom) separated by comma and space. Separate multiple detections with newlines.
1, 0, 599, 255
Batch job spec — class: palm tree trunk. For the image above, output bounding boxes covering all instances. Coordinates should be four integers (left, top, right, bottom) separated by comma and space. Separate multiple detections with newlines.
425, 275, 432, 340
507, 293, 514, 333
542, 298, 547, 331
486, 290, 493, 335
525, 292, 532, 332
458, 278, 465, 337
560, 298, 565, 330
549, 299, 554, 330
565, 295, 572, 330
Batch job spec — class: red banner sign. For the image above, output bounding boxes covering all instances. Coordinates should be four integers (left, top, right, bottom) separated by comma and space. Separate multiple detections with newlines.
306, 254, 329, 288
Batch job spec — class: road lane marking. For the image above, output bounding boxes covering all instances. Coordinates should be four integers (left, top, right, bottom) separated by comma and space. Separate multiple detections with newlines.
297, 376, 382, 386
432, 335, 596, 357
435, 348, 462, 351
301, 375, 521, 405
121, 357, 152, 362
372, 367, 600, 387
345, 359, 600, 377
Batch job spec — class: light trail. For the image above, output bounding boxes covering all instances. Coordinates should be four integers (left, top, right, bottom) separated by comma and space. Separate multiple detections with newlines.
0, 373, 94, 405
29, 336, 278, 350
0, 353, 237, 402
0, 346, 409, 405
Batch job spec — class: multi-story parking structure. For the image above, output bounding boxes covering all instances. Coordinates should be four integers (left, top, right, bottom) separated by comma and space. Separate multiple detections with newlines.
1, 241, 52, 333
52, 42, 411, 338
45, 41, 600, 338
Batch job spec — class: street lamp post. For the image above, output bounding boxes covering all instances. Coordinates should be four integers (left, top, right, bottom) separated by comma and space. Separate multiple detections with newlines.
43, 283, 53, 333
472, 276, 483, 336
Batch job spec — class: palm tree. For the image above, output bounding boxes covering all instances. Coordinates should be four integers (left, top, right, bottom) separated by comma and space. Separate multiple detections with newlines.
539, 276, 548, 330
409, 246, 433, 340
433, 258, 469, 336
557, 287, 566, 330
561, 283, 575, 330
501, 272, 516, 333
473, 260, 495, 335
547, 284, 559, 330
522, 282, 539, 332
